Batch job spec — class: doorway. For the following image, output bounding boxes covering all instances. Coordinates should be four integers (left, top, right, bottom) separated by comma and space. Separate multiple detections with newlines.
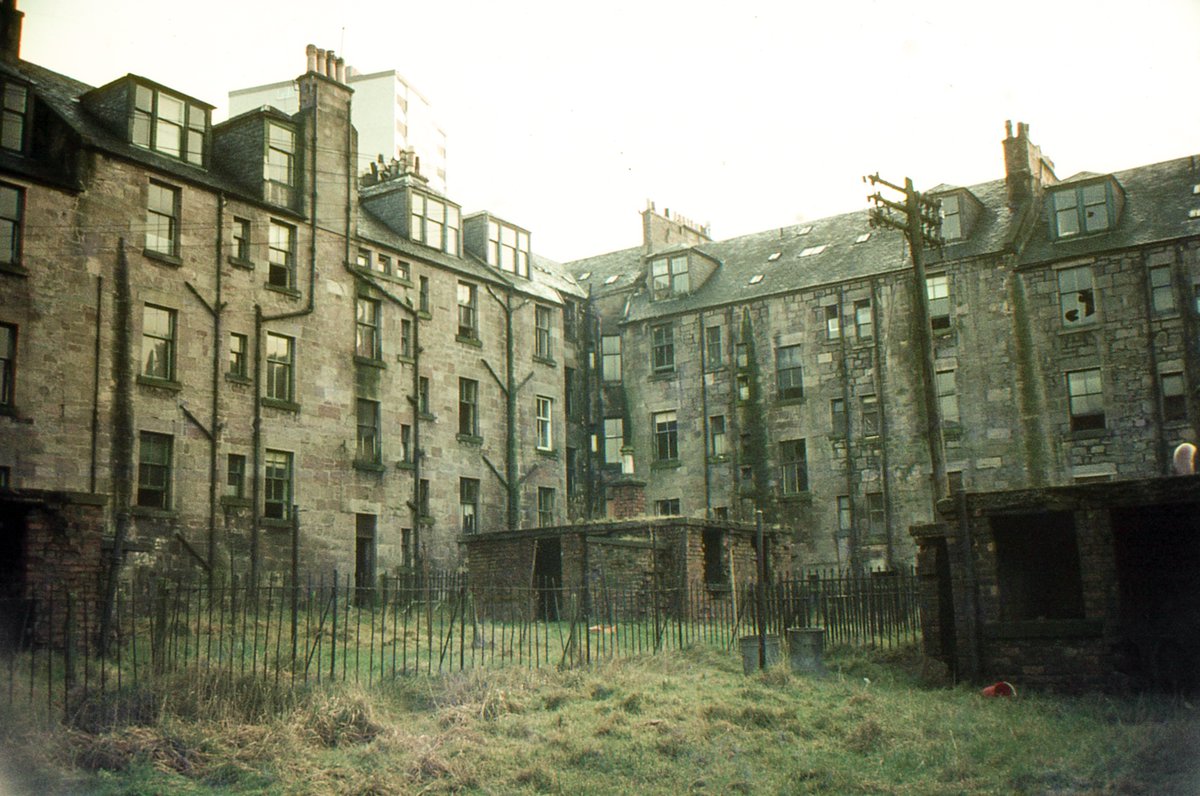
533, 537, 562, 620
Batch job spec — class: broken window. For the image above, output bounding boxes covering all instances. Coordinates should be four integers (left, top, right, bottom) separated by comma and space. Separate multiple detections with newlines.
1058, 265, 1097, 327
1161, 371, 1187, 422
824, 304, 841, 340
1067, 368, 1105, 431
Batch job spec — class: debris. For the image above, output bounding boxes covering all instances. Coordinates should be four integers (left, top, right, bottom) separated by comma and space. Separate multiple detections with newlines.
981, 681, 1016, 697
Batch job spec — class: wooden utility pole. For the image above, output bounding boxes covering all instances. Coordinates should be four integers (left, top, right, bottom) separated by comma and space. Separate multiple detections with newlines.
865, 174, 948, 503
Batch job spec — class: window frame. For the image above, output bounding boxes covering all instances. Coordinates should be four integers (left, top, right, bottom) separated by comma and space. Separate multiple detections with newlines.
651, 323, 675, 373
264, 121, 296, 186
0, 182, 21, 267
460, 477, 480, 535
265, 332, 295, 403
228, 332, 248, 378
854, 299, 873, 340
1161, 371, 1187, 423
704, 325, 723, 370
225, 453, 246, 499
458, 377, 479, 437
537, 486, 556, 528
709, 414, 727, 458
1058, 265, 1098, 328
0, 322, 14, 409
267, 220, 296, 289
653, 410, 678, 462
355, 297, 382, 361
130, 82, 208, 165
141, 304, 177, 382
0, 79, 28, 154
650, 254, 690, 300
1066, 368, 1105, 432
137, 431, 173, 509
1149, 265, 1176, 315
486, 218, 530, 277
861, 394, 880, 437
1050, 181, 1114, 239
263, 449, 294, 520
356, 398, 382, 464
936, 368, 959, 425
779, 439, 808, 495
604, 417, 624, 465
926, 273, 951, 330
775, 345, 803, 400
410, 191, 460, 255
939, 194, 962, 241
824, 304, 841, 340
536, 395, 554, 451
145, 181, 180, 258
231, 217, 251, 263
535, 304, 554, 360
457, 281, 478, 340
601, 335, 622, 381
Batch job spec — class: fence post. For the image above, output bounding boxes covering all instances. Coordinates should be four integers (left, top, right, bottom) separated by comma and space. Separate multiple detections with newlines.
152, 580, 168, 677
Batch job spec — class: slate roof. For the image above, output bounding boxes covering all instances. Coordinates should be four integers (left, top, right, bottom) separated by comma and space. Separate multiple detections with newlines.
1018, 155, 1200, 268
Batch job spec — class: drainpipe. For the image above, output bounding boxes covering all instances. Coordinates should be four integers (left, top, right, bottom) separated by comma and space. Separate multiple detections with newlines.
869, 278, 896, 569
207, 196, 225, 589
89, 274, 103, 493
505, 291, 520, 530
837, 285, 857, 572
698, 311, 712, 517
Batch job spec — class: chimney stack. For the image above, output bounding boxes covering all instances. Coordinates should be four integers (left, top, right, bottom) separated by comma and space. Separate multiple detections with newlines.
1003, 120, 1057, 205
0, 0, 23, 63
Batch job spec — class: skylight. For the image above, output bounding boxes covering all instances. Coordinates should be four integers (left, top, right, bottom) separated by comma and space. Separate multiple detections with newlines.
748, 274, 764, 285
1193, 185, 1200, 195
797, 226, 812, 235
799, 245, 827, 258
1189, 208, 1200, 219
578, 271, 591, 280
767, 252, 781, 262
604, 274, 620, 285
854, 233, 871, 244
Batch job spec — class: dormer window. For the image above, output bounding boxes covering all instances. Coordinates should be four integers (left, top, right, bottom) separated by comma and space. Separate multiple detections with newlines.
651, 254, 689, 300
411, 192, 460, 255
940, 195, 962, 240
131, 83, 207, 165
487, 219, 529, 277
264, 122, 295, 186
0, 80, 28, 154
1050, 181, 1119, 239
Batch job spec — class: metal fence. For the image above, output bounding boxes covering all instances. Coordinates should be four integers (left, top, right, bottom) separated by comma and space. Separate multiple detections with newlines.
0, 567, 919, 726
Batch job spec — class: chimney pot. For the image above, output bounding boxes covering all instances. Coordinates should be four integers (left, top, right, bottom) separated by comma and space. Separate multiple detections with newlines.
306, 44, 318, 73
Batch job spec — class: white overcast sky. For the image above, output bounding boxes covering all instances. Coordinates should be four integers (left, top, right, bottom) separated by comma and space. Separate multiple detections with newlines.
18, 0, 1200, 263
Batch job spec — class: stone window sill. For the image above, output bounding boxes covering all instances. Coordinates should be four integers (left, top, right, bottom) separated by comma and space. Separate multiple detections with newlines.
775, 396, 804, 407
651, 459, 681, 471
132, 505, 176, 519
395, 461, 415, 471
227, 256, 254, 270
354, 355, 386, 370
456, 334, 482, 347
457, 434, 483, 446
137, 375, 182, 392
143, 249, 181, 267
264, 282, 301, 299
649, 370, 676, 381
533, 355, 556, 367
0, 261, 28, 278
225, 373, 251, 385
536, 448, 558, 459
220, 496, 251, 508
261, 397, 300, 413
261, 517, 293, 530
779, 491, 813, 504
353, 460, 386, 473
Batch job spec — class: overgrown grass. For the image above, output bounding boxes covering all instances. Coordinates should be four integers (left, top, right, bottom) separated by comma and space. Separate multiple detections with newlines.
1, 643, 1197, 795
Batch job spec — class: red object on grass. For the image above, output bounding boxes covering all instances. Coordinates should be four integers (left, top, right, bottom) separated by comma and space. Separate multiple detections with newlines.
981, 681, 1016, 697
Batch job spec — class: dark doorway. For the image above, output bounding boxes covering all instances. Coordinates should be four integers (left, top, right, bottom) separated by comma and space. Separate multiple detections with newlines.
533, 537, 562, 620
991, 511, 1084, 621
933, 537, 957, 675
354, 514, 377, 606
0, 501, 30, 648
1112, 504, 1200, 694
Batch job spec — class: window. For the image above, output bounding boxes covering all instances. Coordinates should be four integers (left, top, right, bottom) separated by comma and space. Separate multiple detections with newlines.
141, 304, 176, 381
1161, 371, 1186, 422
1067, 368, 1104, 432
535, 304, 554, 359
709, 414, 727, 457
0, 80, 27, 153
703, 528, 728, 586
1149, 266, 1176, 314
460, 478, 479, 534
651, 254, 690, 299
861, 394, 880, 437
1050, 183, 1113, 239
399, 424, 413, 464
837, 496, 853, 535
399, 318, 413, 359
393, 257, 411, 281
486, 219, 529, 277
356, 398, 381, 464
410, 193, 460, 254
228, 332, 247, 377
375, 254, 392, 276
146, 182, 179, 256
268, 220, 295, 289
566, 447, 578, 496
418, 376, 430, 415
736, 373, 750, 402
564, 367, 576, 419
400, 527, 414, 568
604, 418, 624, 465
735, 342, 749, 369
265, 333, 294, 402
993, 512, 1085, 621
713, 506, 729, 521
939, 194, 962, 241
651, 324, 674, 372
355, 249, 370, 269
779, 439, 808, 494
137, 431, 173, 509
936, 368, 959, 424
264, 449, 293, 520
457, 281, 478, 339
948, 471, 964, 494
0, 323, 13, 408
0, 183, 20, 266
131, 83, 207, 164
538, 487, 556, 527
355, 297, 381, 360
854, 299, 873, 339
824, 305, 840, 340
536, 396, 553, 450
458, 378, 478, 437
866, 491, 885, 539
653, 410, 678, 461
655, 498, 681, 516
418, 479, 430, 517
563, 302, 577, 342
775, 345, 803, 400
704, 325, 723, 369
927, 274, 951, 330
264, 122, 295, 185
601, 335, 622, 381
830, 398, 847, 437
226, 453, 246, 499
231, 218, 250, 262
1058, 266, 1097, 327
418, 275, 430, 313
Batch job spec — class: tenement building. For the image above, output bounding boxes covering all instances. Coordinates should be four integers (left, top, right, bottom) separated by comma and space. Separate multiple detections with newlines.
2, 0, 1199, 594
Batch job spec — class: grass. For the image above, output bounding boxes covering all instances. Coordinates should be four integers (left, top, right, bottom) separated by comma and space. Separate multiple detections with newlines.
1, 643, 1197, 795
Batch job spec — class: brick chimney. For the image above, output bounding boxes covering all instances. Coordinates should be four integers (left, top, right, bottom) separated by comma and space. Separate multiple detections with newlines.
641, 200, 711, 256
606, 446, 646, 519
1003, 120, 1057, 205
0, 0, 23, 63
